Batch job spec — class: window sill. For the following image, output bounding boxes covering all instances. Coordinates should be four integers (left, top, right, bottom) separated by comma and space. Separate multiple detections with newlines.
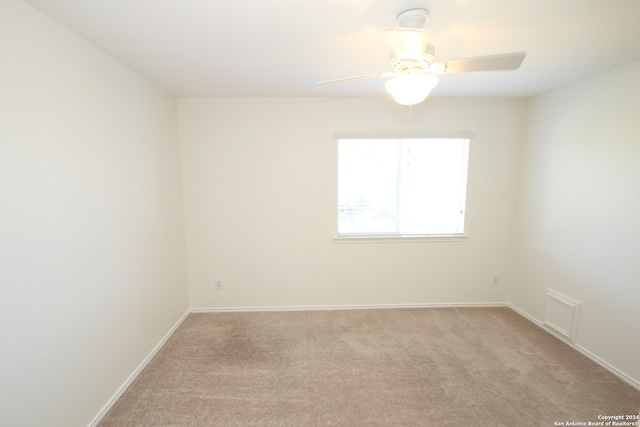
334, 234, 468, 243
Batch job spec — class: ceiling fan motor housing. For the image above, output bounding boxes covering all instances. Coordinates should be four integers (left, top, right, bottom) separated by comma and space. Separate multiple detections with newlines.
390, 8, 434, 74
389, 44, 435, 74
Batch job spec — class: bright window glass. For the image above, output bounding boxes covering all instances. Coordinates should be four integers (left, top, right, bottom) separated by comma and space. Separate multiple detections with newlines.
337, 138, 469, 237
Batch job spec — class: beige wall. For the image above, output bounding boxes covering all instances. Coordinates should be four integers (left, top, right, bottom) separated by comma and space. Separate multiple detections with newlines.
510, 60, 640, 386
178, 97, 526, 309
0, 1, 188, 425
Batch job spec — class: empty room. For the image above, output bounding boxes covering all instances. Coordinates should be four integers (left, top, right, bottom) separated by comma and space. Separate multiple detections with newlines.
1, 0, 639, 426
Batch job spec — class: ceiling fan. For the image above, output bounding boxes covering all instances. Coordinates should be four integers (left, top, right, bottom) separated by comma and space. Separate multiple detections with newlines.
318, 8, 526, 105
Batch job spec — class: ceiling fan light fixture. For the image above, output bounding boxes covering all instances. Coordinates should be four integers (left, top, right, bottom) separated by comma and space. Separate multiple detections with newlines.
385, 73, 439, 105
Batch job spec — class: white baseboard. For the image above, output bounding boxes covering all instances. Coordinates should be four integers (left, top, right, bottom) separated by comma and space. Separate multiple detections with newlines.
190, 302, 508, 313
507, 303, 640, 392
88, 309, 191, 427
507, 303, 543, 326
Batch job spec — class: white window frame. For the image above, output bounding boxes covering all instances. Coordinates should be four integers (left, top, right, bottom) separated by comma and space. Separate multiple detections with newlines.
334, 133, 471, 243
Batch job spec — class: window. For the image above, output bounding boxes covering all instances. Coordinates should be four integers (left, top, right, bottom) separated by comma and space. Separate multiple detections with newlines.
337, 137, 469, 239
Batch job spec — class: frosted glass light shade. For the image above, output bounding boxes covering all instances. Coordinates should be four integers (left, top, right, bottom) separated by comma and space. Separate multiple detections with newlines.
385, 73, 439, 105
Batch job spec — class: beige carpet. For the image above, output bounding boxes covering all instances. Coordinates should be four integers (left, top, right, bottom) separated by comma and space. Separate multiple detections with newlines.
99, 307, 639, 426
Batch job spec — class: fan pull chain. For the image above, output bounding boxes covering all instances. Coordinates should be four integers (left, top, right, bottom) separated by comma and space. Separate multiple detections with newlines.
408, 103, 413, 139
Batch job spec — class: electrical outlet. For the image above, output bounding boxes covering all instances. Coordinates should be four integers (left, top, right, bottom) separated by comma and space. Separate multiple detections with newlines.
492, 276, 499, 286
215, 279, 223, 290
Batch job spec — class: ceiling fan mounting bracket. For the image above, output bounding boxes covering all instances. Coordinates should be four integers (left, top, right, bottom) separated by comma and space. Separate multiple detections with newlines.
396, 8, 430, 29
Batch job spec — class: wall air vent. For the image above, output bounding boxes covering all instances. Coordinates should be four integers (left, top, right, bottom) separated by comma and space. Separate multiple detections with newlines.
544, 289, 581, 341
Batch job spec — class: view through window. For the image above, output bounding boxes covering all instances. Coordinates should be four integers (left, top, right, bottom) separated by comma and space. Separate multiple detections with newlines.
337, 137, 470, 238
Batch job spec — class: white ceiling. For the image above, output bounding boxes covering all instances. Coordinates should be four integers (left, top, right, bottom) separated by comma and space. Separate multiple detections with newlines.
23, 0, 640, 98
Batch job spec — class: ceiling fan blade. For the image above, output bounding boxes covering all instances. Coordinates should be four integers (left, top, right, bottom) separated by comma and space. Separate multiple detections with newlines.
442, 52, 526, 74
317, 72, 397, 86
